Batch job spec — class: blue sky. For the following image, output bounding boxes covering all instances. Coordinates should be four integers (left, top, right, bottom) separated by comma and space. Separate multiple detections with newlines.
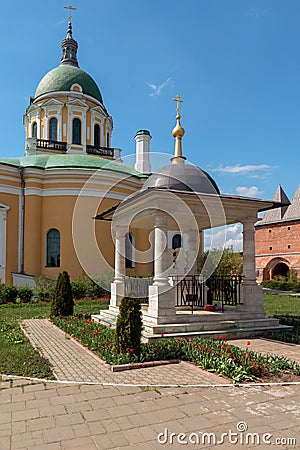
1, 1, 299, 208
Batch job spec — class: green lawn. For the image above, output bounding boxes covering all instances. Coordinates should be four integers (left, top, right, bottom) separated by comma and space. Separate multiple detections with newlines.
263, 292, 300, 317
0, 298, 109, 379
0, 294, 299, 379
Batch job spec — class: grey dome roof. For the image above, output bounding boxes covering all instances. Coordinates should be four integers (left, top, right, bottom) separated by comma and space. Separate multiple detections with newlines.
142, 164, 220, 194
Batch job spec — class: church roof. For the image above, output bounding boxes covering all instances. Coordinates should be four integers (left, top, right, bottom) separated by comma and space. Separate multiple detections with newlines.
257, 184, 300, 225
282, 185, 300, 220
259, 185, 290, 224
34, 65, 103, 103
0, 154, 147, 179
141, 163, 220, 194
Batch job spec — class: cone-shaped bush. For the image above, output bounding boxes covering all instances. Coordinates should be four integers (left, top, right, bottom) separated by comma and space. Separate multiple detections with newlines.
115, 297, 143, 358
50, 271, 74, 317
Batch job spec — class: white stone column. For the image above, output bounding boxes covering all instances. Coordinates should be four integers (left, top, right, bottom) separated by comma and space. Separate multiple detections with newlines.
241, 218, 265, 316
146, 214, 176, 324
110, 226, 127, 309
242, 219, 257, 282
153, 214, 169, 286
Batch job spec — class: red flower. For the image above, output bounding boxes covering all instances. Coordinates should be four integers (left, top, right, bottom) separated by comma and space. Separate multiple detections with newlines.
109, 324, 112, 327
129, 348, 134, 353
224, 339, 227, 343
89, 321, 93, 325
73, 317, 78, 321
89, 333, 93, 337
223, 335, 227, 339
167, 330, 172, 334
82, 329, 86, 333
167, 341, 171, 345
221, 345, 225, 349
159, 341, 163, 345
226, 346, 231, 352
83, 312, 86, 315
246, 353, 250, 359
98, 319, 101, 323
227, 353, 232, 358
189, 338, 193, 342
111, 349, 115, 353
94, 330, 99, 335
216, 335, 220, 339
247, 341, 251, 346
103, 325, 107, 328
85, 319, 89, 323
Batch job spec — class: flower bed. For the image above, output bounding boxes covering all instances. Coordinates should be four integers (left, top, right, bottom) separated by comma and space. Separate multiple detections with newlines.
51, 314, 300, 383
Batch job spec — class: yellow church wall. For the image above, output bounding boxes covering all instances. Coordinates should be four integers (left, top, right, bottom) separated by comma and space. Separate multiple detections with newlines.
129, 228, 154, 276
39, 194, 120, 280
1, 193, 19, 283
24, 196, 42, 275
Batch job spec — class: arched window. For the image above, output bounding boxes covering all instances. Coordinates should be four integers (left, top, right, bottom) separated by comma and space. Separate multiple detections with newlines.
49, 118, 57, 141
106, 132, 110, 148
94, 124, 100, 148
46, 229, 60, 267
125, 232, 135, 268
172, 234, 182, 250
72, 118, 81, 145
32, 122, 37, 138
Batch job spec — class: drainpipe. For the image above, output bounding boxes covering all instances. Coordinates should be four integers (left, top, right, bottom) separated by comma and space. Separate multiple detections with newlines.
18, 167, 25, 274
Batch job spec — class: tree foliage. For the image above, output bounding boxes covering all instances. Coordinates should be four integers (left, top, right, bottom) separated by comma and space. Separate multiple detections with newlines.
198, 247, 243, 276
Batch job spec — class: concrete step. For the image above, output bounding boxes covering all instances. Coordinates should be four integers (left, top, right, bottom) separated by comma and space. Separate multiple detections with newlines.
143, 324, 292, 342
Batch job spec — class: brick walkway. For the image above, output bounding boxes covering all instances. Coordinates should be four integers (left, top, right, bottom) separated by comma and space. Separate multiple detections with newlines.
21, 319, 226, 386
228, 338, 300, 364
0, 378, 299, 449
2, 319, 300, 449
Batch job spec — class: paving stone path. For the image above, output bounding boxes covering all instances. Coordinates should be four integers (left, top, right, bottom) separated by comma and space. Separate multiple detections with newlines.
228, 338, 300, 364
1, 319, 300, 449
0, 377, 299, 449
21, 319, 226, 386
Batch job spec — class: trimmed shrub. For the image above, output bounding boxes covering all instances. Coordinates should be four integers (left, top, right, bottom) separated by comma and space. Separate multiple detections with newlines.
18, 286, 33, 303
115, 297, 143, 359
2, 285, 18, 304
50, 271, 74, 317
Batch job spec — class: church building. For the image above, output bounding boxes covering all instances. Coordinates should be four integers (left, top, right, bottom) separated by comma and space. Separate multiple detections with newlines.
0, 17, 152, 285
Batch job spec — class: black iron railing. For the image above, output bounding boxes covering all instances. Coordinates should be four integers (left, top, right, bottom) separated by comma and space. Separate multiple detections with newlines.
36, 139, 67, 151
206, 275, 242, 310
173, 275, 205, 313
86, 145, 114, 157
173, 274, 242, 313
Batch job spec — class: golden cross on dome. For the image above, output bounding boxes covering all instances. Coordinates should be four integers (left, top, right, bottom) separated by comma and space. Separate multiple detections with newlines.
64, 5, 77, 22
173, 94, 184, 115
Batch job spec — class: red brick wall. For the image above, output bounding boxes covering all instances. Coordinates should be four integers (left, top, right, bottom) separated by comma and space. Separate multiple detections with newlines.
255, 220, 300, 281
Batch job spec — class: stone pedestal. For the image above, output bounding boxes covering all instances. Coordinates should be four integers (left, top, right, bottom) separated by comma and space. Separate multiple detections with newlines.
145, 285, 176, 325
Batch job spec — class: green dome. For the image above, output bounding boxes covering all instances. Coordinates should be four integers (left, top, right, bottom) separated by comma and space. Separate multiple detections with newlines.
34, 65, 103, 103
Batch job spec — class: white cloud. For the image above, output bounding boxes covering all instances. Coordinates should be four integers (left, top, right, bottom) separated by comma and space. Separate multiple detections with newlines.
235, 186, 263, 197
204, 223, 243, 252
146, 77, 171, 96
213, 164, 270, 175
